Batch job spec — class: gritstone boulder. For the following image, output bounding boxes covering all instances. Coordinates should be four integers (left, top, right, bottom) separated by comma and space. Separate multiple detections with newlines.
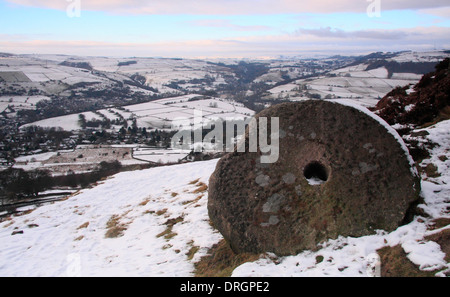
208, 100, 421, 256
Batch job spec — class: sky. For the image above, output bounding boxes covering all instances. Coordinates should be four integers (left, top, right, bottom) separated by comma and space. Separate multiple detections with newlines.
0, 0, 449, 58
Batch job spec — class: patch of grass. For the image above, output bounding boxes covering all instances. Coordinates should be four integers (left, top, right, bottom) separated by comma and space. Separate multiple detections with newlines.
186, 241, 200, 261
77, 222, 89, 230
192, 182, 208, 194
157, 228, 177, 240
424, 163, 440, 178
105, 214, 127, 238
189, 178, 200, 185
156, 216, 184, 240
377, 245, 439, 277
162, 244, 173, 250
139, 198, 151, 206
156, 208, 168, 216
194, 239, 260, 277
2, 220, 14, 227
315, 255, 324, 264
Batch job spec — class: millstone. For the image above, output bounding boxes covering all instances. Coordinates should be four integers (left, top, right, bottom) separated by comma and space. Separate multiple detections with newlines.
208, 100, 421, 256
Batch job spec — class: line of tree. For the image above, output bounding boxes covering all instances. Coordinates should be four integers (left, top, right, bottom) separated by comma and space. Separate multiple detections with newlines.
0, 160, 122, 204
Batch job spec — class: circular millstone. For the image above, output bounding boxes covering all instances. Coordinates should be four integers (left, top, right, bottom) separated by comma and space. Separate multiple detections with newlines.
208, 100, 421, 256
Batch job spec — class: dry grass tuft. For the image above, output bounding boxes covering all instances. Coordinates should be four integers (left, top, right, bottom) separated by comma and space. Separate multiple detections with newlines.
189, 178, 200, 185
186, 241, 200, 261
77, 222, 89, 230
194, 239, 260, 277
105, 214, 128, 238
139, 198, 151, 206
156, 216, 184, 240
423, 163, 440, 178
156, 208, 168, 216
377, 245, 440, 277
192, 182, 208, 194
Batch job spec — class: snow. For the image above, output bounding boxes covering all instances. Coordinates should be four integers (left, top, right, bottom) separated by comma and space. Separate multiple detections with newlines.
15, 152, 57, 163
1, 123, 448, 277
409, 120, 450, 219
21, 95, 254, 131
390, 51, 449, 63
0, 95, 50, 113
0, 160, 222, 276
1, 53, 449, 277
402, 240, 447, 271
233, 232, 388, 277
2, 118, 449, 276
306, 177, 326, 186
268, 73, 417, 104
21, 113, 82, 131
133, 148, 190, 164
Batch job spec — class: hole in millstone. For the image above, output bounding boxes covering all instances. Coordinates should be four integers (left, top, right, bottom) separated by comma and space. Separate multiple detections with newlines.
304, 161, 328, 185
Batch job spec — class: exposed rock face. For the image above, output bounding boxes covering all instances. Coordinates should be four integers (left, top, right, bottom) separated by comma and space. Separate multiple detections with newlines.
208, 100, 421, 256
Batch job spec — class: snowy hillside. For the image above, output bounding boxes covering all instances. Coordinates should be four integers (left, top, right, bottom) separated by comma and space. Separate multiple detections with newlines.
1, 117, 449, 277
0, 160, 222, 276
21, 94, 254, 131
264, 50, 450, 107
1, 51, 449, 277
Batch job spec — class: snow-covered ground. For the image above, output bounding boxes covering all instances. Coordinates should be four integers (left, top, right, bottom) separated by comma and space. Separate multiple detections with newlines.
1, 115, 449, 276
13, 145, 152, 175
0, 160, 222, 276
132, 147, 190, 164
263, 50, 450, 105
0, 95, 50, 113
390, 51, 449, 63
265, 65, 422, 107
21, 94, 254, 131
233, 119, 450, 277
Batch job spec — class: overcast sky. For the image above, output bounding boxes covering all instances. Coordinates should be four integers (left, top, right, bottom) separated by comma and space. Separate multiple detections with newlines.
1, 0, 449, 58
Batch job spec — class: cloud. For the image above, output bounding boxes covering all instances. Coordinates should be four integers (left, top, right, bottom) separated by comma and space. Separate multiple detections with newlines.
1, 26, 449, 58
419, 6, 450, 18
296, 27, 408, 40
188, 19, 270, 31
5, 0, 450, 15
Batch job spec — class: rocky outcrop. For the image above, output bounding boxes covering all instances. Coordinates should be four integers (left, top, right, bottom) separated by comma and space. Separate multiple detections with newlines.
373, 58, 450, 128
208, 100, 421, 256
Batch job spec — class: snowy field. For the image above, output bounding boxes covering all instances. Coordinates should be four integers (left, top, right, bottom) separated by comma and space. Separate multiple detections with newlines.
13, 145, 149, 175
132, 147, 191, 164
3, 54, 233, 95
390, 51, 449, 63
266, 65, 422, 106
0, 95, 50, 113
22, 94, 254, 131
263, 50, 450, 105
1, 114, 449, 276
